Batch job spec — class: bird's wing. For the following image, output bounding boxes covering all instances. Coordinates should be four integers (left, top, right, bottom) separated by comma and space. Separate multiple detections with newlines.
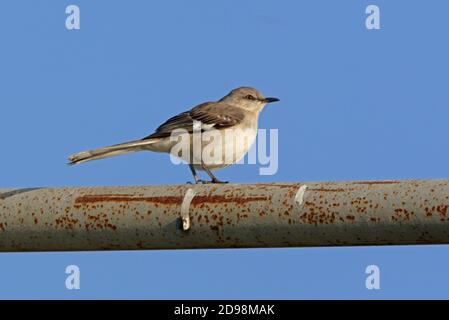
143, 102, 245, 140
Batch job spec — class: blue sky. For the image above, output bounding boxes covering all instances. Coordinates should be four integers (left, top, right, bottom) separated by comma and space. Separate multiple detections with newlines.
0, 0, 449, 299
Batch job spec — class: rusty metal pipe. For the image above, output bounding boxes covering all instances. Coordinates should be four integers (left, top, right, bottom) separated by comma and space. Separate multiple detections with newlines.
0, 179, 449, 252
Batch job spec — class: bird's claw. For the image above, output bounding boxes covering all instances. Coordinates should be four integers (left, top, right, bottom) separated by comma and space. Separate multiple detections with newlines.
187, 179, 229, 184
191, 179, 227, 184
211, 179, 229, 184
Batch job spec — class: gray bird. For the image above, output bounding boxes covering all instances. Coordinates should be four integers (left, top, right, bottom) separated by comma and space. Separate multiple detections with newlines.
68, 87, 279, 183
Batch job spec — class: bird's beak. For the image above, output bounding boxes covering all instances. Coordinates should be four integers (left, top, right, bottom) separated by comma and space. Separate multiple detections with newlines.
263, 97, 280, 103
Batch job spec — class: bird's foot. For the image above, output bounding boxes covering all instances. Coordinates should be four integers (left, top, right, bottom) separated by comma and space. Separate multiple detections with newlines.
194, 179, 228, 184
187, 179, 229, 184
211, 178, 229, 184
194, 179, 211, 184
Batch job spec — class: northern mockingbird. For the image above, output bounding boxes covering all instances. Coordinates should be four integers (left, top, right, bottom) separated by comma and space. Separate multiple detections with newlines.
68, 87, 279, 183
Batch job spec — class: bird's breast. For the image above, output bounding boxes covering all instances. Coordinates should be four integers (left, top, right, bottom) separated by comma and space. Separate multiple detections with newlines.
198, 126, 258, 170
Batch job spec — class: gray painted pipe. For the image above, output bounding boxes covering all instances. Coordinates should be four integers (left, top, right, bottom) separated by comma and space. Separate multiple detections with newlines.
0, 179, 448, 251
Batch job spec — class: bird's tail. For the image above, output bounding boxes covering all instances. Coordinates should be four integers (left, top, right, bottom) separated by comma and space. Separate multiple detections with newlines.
68, 138, 159, 165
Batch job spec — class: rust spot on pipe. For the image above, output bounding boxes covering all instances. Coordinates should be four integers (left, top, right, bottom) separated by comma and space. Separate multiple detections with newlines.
436, 205, 449, 217
309, 188, 348, 192
84, 213, 117, 231
350, 181, 401, 185
255, 183, 299, 189
191, 195, 269, 206
392, 208, 413, 222
75, 195, 182, 205
75, 194, 269, 206
55, 216, 80, 230
300, 201, 340, 225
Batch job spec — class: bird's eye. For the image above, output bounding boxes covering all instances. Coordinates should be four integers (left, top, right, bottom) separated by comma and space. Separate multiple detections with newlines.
245, 95, 256, 100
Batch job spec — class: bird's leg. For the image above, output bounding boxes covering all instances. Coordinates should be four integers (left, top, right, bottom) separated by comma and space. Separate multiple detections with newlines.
188, 164, 200, 184
201, 163, 228, 184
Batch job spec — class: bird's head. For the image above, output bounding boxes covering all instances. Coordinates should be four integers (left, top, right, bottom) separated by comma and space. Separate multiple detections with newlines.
219, 87, 279, 112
